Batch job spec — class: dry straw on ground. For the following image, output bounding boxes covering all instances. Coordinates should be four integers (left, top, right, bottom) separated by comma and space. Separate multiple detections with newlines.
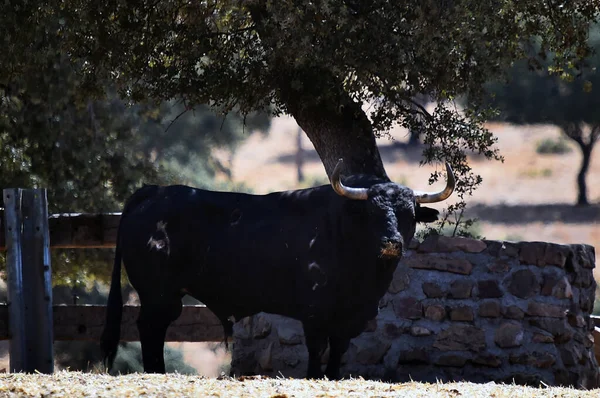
0, 372, 599, 397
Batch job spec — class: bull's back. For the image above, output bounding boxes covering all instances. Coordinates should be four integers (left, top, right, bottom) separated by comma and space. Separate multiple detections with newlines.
119, 184, 335, 319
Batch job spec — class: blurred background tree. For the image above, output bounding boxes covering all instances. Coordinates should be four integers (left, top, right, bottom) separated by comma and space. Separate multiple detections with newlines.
484, 27, 600, 206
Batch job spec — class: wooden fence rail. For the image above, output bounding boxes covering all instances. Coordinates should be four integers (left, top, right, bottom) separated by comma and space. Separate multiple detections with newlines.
0, 304, 224, 342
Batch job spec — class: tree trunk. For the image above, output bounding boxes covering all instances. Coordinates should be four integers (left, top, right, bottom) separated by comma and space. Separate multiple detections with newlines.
576, 146, 591, 206
247, 4, 387, 180
563, 123, 599, 207
296, 126, 305, 183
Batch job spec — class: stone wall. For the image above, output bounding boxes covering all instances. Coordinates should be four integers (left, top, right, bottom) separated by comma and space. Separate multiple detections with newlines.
230, 236, 600, 388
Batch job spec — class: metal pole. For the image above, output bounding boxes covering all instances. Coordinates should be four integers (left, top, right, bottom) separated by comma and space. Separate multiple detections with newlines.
3, 188, 26, 372
21, 189, 54, 373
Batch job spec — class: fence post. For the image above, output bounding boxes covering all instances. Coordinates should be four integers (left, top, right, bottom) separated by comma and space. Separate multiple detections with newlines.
2, 188, 54, 373
21, 189, 54, 373
3, 188, 26, 372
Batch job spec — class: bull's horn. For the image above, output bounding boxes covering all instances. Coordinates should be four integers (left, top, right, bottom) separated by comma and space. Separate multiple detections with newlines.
331, 159, 368, 200
413, 162, 455, 204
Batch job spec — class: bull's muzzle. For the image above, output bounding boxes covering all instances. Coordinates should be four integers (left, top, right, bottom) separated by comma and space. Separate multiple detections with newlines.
380, 240, 402, 259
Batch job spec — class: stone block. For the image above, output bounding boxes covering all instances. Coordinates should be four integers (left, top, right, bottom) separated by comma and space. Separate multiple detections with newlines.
405, 254, 473, 275
527, 302, 567, 318
433, 325, 486, 352
506, 269, 540, 299
479, 301, 501, 318
424, 304, 446, 321
388, 267, 411, 294
478, 280, 503, 298
393, 296, 422, 319
472, 354, 502, 367
418, 235, 486, 253
503, 305, 524, 320
422, 282, 445, 298
449, 279, 473, 299
435, 354, 470, 367
410, 326, 433, 337
487, 258, 511, 273
519, 241, 549, 266
528, 318, 574, 343
397, 348, 430, 364
509, 351, 556, 368
253, 314, 272, 339
495, 322, 524, 348
450, 306, 474, 322
353, 337, 392, 365
277, 325, 303, 345
484, 240, 519, 258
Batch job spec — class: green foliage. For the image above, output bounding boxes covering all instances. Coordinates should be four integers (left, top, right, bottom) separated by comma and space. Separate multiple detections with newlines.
535, 137, 573, 155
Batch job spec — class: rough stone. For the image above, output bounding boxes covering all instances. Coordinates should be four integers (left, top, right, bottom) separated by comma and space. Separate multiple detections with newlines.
258, 342, 274, 370
487, 258, 511, 273
494, 322, 524, 348
424, 304, 446, 321
397, 348, 429, 364
434, 325, 486, 352
364, 318, 378, 332
519, 241, 549, 266
528, 318, 574, 343
408, 238, 420, 250
567, 312, 586, 328
253, 314, 272, 339
552, 276, 573, 299
388, 268, 411, 294
479, 301, 501, 318
472, 354, 502, 367
532, 332, 554, 343
449, 279, 473, 299
384, 321, 411, 339
544, 244, 570, 267
527, 302, 567, 318
277, 325, 303, 345
422, 282, 445, 298
503, 305, 525, 320
509, 352, 556, 368
405, 254, 473, 275
484, 240, 519, 258
233, 317, 252, 339
450, 306, 474, 322
560, 345, 583, 367
418, 235, 486, 253
353, 337, 392, 365
506, 269, 540, 298
478, 280, 503, 298
541, 273, 559, 296
435, 354, 469, 367
410, 326, 433, 337
393, 296, 422, 319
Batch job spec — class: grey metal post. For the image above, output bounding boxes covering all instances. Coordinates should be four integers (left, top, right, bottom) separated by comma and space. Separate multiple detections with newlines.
21, 189, 54, 373
3, 188, 26, 372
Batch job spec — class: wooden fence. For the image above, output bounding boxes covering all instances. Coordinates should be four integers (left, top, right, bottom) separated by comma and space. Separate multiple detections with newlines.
0, 188, 222, 374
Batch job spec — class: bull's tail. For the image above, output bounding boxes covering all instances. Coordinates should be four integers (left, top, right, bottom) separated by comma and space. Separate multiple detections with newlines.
100, 232, 123, 371
100, 184, 158, 372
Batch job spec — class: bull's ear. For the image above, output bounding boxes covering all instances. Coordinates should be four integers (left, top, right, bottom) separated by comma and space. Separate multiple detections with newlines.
416, 206, 439, 223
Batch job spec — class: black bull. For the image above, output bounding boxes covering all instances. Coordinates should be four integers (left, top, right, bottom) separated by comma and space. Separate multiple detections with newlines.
101, 160, 455, 379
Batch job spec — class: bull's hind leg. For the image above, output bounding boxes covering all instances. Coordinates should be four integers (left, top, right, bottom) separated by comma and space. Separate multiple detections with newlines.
137, 295, 182, 373
325, 336, 350, 380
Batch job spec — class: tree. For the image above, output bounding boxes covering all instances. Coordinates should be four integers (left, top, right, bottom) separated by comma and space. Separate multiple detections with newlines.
485, 29, 600, 206
2, 1, 599, 222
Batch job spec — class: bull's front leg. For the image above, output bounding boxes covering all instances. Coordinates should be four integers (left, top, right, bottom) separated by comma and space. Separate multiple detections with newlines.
324, 336, 350, 380
302, 324, 328, 379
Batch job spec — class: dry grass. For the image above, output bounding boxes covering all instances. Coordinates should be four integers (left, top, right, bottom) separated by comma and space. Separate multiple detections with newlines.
0, 372, 598, 398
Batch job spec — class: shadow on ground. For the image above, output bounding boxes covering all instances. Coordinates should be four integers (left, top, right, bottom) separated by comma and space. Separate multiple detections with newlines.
465, 203, 600, 224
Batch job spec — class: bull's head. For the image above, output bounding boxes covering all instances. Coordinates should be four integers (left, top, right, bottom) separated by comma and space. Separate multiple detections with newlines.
330, 159, 455, 261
